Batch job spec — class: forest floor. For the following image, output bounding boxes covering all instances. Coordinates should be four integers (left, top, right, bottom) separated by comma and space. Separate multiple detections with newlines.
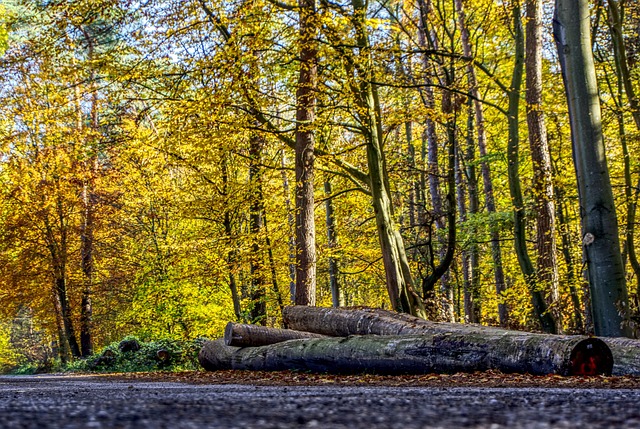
104, 369, 640, 389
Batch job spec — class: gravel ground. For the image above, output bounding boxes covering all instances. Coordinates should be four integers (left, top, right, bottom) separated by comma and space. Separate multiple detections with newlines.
0, 375, 639, 428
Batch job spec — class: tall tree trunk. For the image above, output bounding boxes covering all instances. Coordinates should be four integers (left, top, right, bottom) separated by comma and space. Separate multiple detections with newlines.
507, 2, 556, 333
555, 183, 585, 332
525, 0, 561, 331
463, 100, 481, 323
79, 181, 94, 357
456, 126, 472, 322
554, 0, 631, 337
324, 180, 342, 307
74, 28, 97, 357
607, 0, 640, 292
294, 0, 318, 306
607, 0, 640, 129
52, 293, 70, 364
222, 155, 242, 321
454, 0, 508, 326
416, 0, 455, 320
44, 190, 81, 359
421, 83, 457, 321
280, 151, 297, 303
249, 134, 267, 325
57, 275, 81, 358
350, 0, 426, 318
264, 213, 286, 316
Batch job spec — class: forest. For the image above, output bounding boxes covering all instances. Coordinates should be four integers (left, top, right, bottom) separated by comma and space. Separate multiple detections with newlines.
0, 0, 638, 369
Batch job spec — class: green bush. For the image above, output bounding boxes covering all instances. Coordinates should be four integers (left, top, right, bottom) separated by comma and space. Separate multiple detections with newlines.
66, 336, 207, 373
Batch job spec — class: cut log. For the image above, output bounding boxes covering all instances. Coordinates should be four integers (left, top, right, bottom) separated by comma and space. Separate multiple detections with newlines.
118, 338, 141, 353
284, 306, 640, 376
224, 322, 327, 347
603, 337, 640, 376
199, 332, 613, 376
283, 305, 510, 336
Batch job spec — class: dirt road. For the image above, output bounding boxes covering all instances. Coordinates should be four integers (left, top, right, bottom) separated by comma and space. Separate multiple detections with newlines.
0, 375, 638, 428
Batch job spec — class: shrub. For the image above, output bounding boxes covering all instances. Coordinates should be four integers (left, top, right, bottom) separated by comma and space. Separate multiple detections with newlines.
67, 336, 207, 373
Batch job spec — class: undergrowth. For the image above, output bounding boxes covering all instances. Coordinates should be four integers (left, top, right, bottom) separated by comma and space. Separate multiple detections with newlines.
8, 337, 208, 374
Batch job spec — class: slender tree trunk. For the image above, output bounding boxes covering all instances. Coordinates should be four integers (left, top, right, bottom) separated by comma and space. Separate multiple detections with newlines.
555, 184, 585, 332
79, 182, 94, 357
405, 121, 417, 231
554, 0, 631, 337
507, 2, 556, 333
607, 0, 640, 130
416, 0, 455, 320
324, 180, 342, 307
56, 274, 80, 358
249, 134, 267, 325
280, 152, 297, 303
295, 0, 318, 306
44, 190, 80, 359
52, 293, 70, 364
264, 213, 285, 316
350, 0, 426, 318
421, 84, 457, 321
608, 0, 640, 291
224, 211, 242, 321
463, 101, 481, 323
456, 128, 472, 322
222, 156, 242, 321
525, 0, 561, 331
73, 29, 96, 357
454, 0, 508, 326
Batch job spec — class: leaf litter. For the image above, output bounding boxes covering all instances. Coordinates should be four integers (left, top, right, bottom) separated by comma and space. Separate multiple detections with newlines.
94, 370, 640, 389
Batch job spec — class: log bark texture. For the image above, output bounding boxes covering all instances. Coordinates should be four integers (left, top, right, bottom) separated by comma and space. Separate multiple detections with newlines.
199, 333, 612, 376
283, 306, 640, 376
224, 322, 327, 347
283, 305, 507, 336
603, 337, 640, 376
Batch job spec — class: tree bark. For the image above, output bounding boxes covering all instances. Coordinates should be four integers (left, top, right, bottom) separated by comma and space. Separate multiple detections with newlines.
294, 0, 318, 306
283, 305, 506, 336
554, 0, 631, 337
324, 180, 342, 307
460, 103, 481, 323
249, 134, 267, 325
280, 151, 297, 303
603, 337, 640, 376
199, 334, 612, 376
224, 322, 327, 347
525, 0, 561, 329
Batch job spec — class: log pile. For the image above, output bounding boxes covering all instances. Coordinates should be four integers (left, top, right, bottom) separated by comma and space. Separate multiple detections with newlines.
199, 306, 640, 377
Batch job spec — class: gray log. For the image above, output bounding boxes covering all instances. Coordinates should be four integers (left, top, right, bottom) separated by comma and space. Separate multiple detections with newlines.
199, 332, 612, 376
603, 337, 640, 376
282, 305, 508, 336
284, 306, 640, 376
224, 322, 327, 347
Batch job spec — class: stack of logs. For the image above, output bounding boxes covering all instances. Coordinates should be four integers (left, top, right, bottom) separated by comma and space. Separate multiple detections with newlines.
199, 306, 640, 376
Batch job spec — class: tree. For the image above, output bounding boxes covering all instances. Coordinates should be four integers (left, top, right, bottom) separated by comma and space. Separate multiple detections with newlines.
453, 0, 508, 326
294, 0, 318, 306
554, 0, 631, 337
525, 0, 561, 329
